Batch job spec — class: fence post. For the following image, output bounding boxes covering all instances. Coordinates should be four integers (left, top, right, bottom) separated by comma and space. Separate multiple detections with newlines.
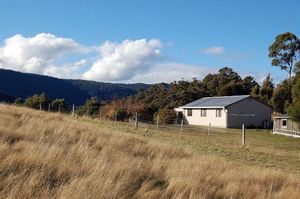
156, 117, 159, 132
39, 103, 42, 110
115, 112, 117, 126
135, 112, 138, 129
180, 119, 184, 133
48, 103, 51, 112
208, 123, 211, 143
58, 104, 61, 113
242, 124, 246, 145
72, 104, 75, 116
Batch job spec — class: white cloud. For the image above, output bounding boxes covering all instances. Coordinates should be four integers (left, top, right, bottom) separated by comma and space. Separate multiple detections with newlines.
44, 59, 88, 79
202, 46, 225, 55
0, 33, 214, 83
0, 33, 88, 77
83, 39, 162, 81
127, 63, 214, 83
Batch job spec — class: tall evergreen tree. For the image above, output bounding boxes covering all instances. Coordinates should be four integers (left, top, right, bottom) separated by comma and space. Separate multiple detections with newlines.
259, 75, 274, 105
250, 84, 260, 99
271, 80, 292, 113
269, 32, 300, 79
288, 65, 300, 122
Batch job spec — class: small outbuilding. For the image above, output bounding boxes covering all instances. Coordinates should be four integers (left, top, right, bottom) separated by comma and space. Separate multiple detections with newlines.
273, 114, 300, 138
175, 95, 273, 128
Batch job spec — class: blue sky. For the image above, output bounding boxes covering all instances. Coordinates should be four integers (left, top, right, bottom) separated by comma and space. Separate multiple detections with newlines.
0, 0, 299, 83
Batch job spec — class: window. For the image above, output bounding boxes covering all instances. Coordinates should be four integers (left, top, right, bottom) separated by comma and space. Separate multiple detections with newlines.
200, 109, 207, 117
216, 109, 222, 117
187, 109, 192, 116
282, 119, 287, 128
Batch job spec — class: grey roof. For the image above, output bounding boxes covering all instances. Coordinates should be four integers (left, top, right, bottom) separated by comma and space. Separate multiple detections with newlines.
180, 95, 250, 108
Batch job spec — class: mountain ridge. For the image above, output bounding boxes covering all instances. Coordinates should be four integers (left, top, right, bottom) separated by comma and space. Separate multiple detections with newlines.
0, 68, 161, 105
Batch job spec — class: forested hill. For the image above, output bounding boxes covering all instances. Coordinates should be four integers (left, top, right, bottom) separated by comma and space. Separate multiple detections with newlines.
0, 91, 17, 103
0, 69, 153, 105
68, 80, 153, 101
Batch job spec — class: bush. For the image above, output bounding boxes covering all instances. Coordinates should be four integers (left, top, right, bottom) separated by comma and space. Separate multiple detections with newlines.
115, 109, 127, 121
155, 108, 177, 124
14, 98, 24, 105
51, 99, 68, 112
24, 93, 50, 110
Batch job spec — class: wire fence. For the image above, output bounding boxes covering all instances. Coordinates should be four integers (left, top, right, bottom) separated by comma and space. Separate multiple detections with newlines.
18, 103, 300, 158
95, 114, 300, 160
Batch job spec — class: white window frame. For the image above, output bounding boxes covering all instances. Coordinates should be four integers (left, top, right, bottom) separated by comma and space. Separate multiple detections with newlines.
281, 119, 287, 128
216, 109, 222, 117
200, 109, 207, 117
187, 109, 192, 117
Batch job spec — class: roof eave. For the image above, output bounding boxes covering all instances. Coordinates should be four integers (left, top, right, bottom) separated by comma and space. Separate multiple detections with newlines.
179, 106, 225, 109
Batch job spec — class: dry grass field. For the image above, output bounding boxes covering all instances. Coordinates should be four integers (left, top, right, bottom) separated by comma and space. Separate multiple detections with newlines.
85, 118, 300, 176
0, 104, 300, 199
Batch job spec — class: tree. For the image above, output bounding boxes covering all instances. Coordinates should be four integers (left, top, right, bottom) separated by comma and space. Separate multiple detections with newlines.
269, 32, 300, 79
14, 98, 24, 105
115, 109, 127, 121
250, 84, 260, 99
202, 67, 242, 96
51, 98, 68, 112
242, 76, 258, 94
154, 107, 177, 124
24, 93, 50, 110
202, 73, 219, 96
259, 75, 274, 105
271, 80, 292, 113
288, 65, 300, 122
218, 82, 245, 96
77, 97, 102, 116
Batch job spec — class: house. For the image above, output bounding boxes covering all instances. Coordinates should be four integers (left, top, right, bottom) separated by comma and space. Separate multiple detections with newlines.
175, 95, 273, 128
273, 114, 300, 138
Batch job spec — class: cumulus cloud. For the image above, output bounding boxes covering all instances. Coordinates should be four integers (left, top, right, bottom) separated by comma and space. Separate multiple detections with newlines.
202, 46, 225, 55
127, 63, 213, 83
0, 33, 88, 77
83, 39, 162, 81
0, 33, 212, 83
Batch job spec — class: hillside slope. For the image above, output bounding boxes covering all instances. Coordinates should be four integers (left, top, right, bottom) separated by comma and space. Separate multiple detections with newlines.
0, 69, 152, 105
0, 104, 299, 198
0, 91, 17, 103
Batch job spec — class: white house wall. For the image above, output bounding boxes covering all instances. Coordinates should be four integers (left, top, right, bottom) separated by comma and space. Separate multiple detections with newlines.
183, 109, 227, 128
227, 98, 273, 128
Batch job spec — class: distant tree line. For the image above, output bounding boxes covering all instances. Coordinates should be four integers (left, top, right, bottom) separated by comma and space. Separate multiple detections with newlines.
99, 67, 275, 123
13, 93, 104, 117
14, 93, 69, 112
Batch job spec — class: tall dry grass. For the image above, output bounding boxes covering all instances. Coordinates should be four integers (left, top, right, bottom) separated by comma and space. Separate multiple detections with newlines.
0, 104, 299, 199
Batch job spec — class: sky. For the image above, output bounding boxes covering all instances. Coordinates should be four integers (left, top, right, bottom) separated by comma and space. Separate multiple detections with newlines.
0, 0, 299, 84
